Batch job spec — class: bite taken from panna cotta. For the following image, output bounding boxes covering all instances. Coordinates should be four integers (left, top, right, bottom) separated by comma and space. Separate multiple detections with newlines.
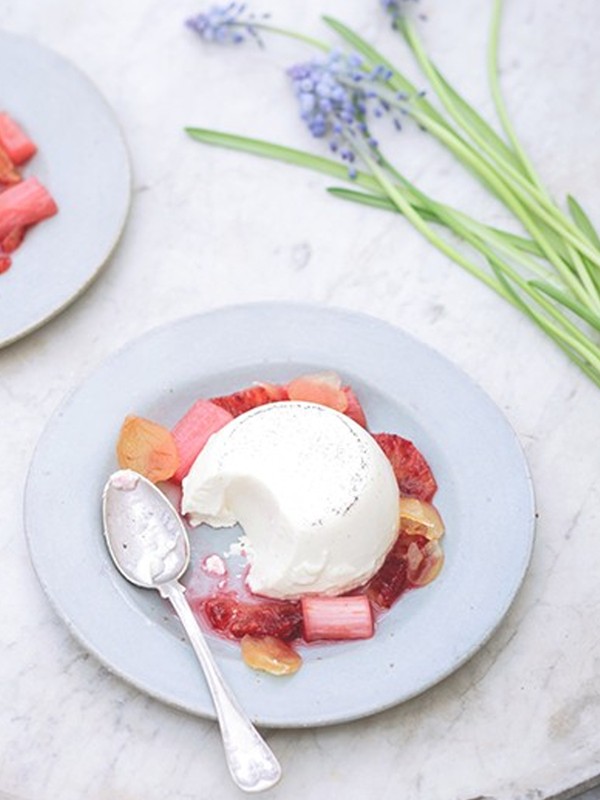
181, 401, 400, 600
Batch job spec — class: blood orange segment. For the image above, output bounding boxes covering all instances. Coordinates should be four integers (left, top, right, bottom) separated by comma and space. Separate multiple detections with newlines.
171, 399, 233, 482
0, 177, 58, 240
0, 113, 37, 164
116, 415, 180, 483
210, 384, 287, 417
200, 595, 303, 640
301, 595, 374, 641
364, 537, 409, 609
241, 635, 302, 676
373, 432, 437, 502
342, 385, 367, 427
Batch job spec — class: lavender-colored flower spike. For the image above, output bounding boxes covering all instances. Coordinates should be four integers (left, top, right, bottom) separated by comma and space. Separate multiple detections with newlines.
380, 0, 418, 26
288, 52, 399, 177
186, 3, 268, 45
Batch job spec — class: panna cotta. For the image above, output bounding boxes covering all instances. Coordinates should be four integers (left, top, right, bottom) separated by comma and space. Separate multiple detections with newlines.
181, 401, 400, 599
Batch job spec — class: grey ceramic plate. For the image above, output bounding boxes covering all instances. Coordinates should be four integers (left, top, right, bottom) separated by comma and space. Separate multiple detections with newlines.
24, 304, 535, 727
0, 32, 131, 348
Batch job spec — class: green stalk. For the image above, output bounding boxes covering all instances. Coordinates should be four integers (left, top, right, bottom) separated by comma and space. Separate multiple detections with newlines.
365, 151, 600, 379
487, 0, 545, 190
408, 104, 600, 276
399, 16, 536, 182
322, 16, 452, 133
401, 107, 598, 304
218, 19, 330, 51
530, 280, 600, 333
186, 128, 379, 193
328, 186, 544, 258
488, 256, 600, 387
357, 148, 511, 299
330, 184, 599, 328
327, 13, 600, 288
329, 178, 600, 356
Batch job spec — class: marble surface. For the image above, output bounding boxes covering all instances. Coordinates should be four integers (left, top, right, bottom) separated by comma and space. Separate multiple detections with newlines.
1, 1, 599, 799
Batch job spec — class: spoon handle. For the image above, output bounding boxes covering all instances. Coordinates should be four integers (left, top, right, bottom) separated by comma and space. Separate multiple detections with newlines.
160, 581, 282, 793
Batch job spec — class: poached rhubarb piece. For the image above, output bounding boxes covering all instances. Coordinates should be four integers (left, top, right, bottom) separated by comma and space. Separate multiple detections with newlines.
301, 595, 374, 642
0, 113, 37, 165
0, 177, 58, 241
0, 144, 21, 186
373, 432, 437, 502
210, 383, 288, 417
1, 225, 25, 254
0, 116, 56, 273
200, 595, 303, 640
171, 399, 233, 482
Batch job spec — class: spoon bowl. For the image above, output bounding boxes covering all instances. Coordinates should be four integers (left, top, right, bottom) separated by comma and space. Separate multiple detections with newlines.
102, 469, 282, 793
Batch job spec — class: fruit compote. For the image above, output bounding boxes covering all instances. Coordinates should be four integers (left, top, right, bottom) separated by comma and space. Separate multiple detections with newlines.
114, 371, 445, 676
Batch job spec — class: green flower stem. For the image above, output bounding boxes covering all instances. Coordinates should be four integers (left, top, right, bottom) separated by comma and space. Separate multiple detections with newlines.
326, 13, 600, 289
399, 17, 579, 222
374, 156, 556, 283
488, 255, 600, 387
187, 128, 600, 330
399, 17, 534, 180
398, 179, 600, 365
401, 106, 597, 305
487, 0, 545, 191
242, 22, 330, 52
531, 280, 600, 334
234, 10, 600, 294
357, 148, 511, 299
363, 11, 600, 305
407, 103, 600, 277
186, 127, 379, 192
328, 185, 545, 261
331, 157, 600, 366
365, 151, 600, 378
322, 16, 454, 134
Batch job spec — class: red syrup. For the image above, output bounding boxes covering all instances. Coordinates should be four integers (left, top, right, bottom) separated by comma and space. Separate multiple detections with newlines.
185, 527, 433, 647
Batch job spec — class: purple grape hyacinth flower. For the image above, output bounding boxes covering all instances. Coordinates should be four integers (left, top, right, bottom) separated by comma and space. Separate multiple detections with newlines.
288, 52, 399, 177
380, 0, 419, 26
186, 3, 268, 45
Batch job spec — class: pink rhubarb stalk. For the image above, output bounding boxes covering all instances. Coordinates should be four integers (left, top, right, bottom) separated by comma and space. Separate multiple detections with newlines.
0, 177, 57, 240
301, 595, 374, 642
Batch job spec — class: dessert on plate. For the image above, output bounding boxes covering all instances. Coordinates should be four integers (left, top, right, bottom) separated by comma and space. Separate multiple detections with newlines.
114, 371, 445, 675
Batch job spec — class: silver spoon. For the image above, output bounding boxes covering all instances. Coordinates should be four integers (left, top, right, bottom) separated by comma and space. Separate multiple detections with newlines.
101, 469, 282, 793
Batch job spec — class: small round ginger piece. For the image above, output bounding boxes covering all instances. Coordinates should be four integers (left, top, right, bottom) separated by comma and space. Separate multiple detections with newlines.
116, 414, 180, 483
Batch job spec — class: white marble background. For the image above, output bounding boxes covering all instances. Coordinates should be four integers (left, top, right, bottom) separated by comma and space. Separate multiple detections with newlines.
1, 1, 599, 798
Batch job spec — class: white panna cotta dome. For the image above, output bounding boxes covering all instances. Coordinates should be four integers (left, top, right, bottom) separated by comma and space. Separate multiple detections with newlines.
181, 401, 400, 599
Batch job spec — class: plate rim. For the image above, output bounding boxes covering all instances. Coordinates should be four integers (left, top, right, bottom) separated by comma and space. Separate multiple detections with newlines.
0, 30, 132, 349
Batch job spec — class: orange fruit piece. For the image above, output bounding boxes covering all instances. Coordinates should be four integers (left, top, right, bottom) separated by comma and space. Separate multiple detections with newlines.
286, 372, 348, 413
241, 635, 303, 676
116, 415, 180, 483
